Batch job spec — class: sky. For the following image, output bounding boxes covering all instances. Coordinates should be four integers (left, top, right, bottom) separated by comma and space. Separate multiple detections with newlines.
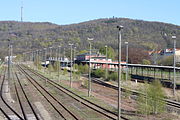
0, 0, 179, 25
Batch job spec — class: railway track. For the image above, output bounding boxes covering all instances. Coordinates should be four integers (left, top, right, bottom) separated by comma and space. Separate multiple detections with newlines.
18, 65, 79, 120
91, 77, 180, 111
13, 68, 40, 120
0, 67, 24, 120
20, 64, 129, 120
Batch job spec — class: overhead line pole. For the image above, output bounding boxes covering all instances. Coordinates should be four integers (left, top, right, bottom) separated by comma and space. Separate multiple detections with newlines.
117, 25, 123, 120
88, 38, 93, 97
69, 43, 73, 88
7, 40, 11, 93
105, 45, 108, 79
172, 35, 176, 96
58, 46, 61, 83
125, 42, 128, 81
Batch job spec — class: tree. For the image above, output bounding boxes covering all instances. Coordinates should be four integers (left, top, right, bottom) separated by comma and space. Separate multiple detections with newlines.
92, 68, 105, 78
158, 56, 173, 66
48, 63, 54, 73
99, 46, 116, 60
53, 61, 59, 72
78, 64, 89, 74
142, 59, 151, 65
34, 58, 42, 70
123, 47, 150, 64
107, 72, 118, 81
137, 80, 166, 115
63, 68, 68, 75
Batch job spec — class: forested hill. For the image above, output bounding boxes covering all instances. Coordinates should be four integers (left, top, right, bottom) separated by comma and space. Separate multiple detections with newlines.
0, 18, 179, 59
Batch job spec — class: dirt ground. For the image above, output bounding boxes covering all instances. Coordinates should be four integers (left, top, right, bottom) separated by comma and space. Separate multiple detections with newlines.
61, 75, 180, 120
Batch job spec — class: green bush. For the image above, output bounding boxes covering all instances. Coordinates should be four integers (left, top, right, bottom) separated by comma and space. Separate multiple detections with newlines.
137, 80, 166, 115
142, 59, 151, 65
107, 72, 118, 81
78, 64, 89, 74
92, 69, 105, 78
63, 68, 68, 75
53, 61, 60, 72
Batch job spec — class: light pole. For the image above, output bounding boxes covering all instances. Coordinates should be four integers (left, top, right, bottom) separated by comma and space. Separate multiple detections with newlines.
36, 50, 39, 70
63, 48, 66, 67
10, 45, 13, 65
88, 38, 93, 97
44, 48, 47, 73
117, 25, 123, 120
49, 47, 52, 75
105, 45, 108, 79
23, 53, 25, 62
8, 39, 11, 81
32, 51, 35, 70
172, 35, 176, 96
125, 42, 128, 81
73, 46, 76, 74
58, 46, 61, 83
69, 43, 73, 88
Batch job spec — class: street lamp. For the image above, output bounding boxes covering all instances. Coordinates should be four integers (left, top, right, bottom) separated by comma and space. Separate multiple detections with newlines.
69, 43, 73, 88
88, 38, 93, 97
117, 25, 123, 120
105, 45, 108, 79
125, 42, 128, 81
172, 35, 176, 96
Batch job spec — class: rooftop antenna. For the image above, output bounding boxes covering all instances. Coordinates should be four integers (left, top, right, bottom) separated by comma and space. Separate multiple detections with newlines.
21, 1, 23, 22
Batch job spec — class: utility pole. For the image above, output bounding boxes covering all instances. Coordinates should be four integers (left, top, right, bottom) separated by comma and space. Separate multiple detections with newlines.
125, 42, 128, 81
21, 1, 23, 22
117, 25, 123, 120
49, 47, 52, 75
105, 45, 108, 79
33, 51, 35, 70
36, 50, 38, 70
58, 46, 61, 83
63, 48, 66, 67
73, 46, 76, 74
10, 45, 13, 67
172, 35, 176, 96
8, 39, 11, 81
69, 44, 73, 88
44, 48, 47, 73
88, 38, 93, 97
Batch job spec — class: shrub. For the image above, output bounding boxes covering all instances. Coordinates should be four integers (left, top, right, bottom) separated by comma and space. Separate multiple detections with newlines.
137, 80, 166, 115
78, 64, 89, 74
48, 64, 54, 72
91, 69, 105, 78
63, 68, 68, 75
108, 72, 118, 81
53, 61, 60, 72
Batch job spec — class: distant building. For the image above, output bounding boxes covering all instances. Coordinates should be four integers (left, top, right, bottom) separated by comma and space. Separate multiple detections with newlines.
76, 53, 126, 69
149, 48, 180, 63
76, 53, 99, 61
4, 56, 16, 63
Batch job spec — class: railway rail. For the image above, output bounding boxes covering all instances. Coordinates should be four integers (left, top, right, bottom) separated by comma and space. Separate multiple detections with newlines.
0, 68, 24, 120
91, 77, 180, 111
14, 69, 40, 120
18, 65, 79, 120
20, 64, 129, 120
